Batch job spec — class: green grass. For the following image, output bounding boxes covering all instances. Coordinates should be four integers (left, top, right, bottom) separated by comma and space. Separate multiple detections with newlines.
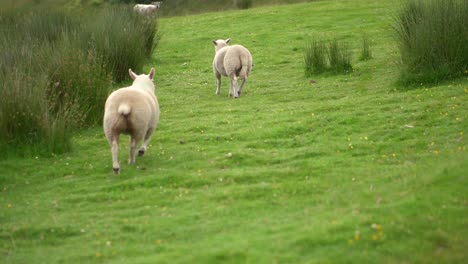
1, 0, 467, 263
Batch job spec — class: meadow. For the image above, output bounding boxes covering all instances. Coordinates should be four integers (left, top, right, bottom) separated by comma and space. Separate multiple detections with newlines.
1, 0, 467, 263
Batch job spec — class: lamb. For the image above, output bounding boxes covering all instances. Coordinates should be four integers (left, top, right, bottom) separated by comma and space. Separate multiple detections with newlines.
133, 2, 162, 17
212, 38, 253, 98
103, 68, 160, 174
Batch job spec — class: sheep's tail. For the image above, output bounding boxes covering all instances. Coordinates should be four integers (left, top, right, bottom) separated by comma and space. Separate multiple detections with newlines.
118, 103, 131, 116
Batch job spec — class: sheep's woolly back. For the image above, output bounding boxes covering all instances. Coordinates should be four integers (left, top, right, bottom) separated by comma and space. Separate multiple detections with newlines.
224, 45, 252, 79
213, 43, 253, 79
103, 73, 159, 143
133, 3, 160, 16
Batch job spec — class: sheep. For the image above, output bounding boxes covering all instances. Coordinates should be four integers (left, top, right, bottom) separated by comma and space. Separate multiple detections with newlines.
133, 2, 162, 17
103, 68, 160, 174
212, 38, 253, 98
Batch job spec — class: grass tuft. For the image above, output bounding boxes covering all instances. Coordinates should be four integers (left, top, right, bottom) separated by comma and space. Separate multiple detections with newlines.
327, 38, 353, 73
236, 0, 253, 9
359, 33, 372, 61
304, 39, 327, 76
304, 37, 353, 76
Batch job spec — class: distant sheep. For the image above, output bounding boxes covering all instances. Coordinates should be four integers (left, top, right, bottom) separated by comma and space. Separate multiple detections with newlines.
212, 38, 253, 98
103, 68, 160, 174
133, 1, 162, 17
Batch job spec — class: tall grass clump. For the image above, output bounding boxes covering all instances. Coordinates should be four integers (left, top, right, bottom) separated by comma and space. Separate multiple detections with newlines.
85, 5, 159, 82
0, 9, 78, 157
45, 35, 113, 126
304, 37, 352, 76
0, 4, 160, 158
304, 40, 327, 76
327, 39, 352, 73
236, 0, 253, 9
359, 33, 372, 61
394, 0, 468, 85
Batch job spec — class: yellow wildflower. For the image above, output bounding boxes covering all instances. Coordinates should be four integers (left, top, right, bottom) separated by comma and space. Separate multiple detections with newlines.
354, 231, 360, 241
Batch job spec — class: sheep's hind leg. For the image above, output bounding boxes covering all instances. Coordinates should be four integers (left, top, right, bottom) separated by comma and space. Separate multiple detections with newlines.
111, 135, 120, 174
231, 75, 239, 98
238, 78, 247, 96
228, 78, 233, 97
129, 136, 137, 165
139, 128, 154, 156
215, 73, 221, 95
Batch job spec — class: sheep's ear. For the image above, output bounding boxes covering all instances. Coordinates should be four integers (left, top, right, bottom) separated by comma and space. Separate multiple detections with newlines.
148, 68, 155, 80
226, 38, 231, 44
212, 40, 217, 46
129, 69, 138, 80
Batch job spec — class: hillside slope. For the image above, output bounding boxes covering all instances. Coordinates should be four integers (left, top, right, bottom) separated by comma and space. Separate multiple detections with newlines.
1, 0, 467, 263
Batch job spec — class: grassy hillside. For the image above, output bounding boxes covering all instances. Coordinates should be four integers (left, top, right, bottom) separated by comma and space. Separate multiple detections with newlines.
1, 0, 467, 263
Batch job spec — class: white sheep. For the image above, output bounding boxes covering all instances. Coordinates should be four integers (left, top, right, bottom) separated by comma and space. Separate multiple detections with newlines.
133, 2, 162, 17
212, 38, 253, 98
103, 68, 160, 174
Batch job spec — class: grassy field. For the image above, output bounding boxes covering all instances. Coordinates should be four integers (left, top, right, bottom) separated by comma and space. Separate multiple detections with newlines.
1, 0, 467, 262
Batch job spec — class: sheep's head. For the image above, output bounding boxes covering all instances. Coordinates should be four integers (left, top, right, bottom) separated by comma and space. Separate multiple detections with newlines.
212, 38, 231, 52
151, 2, 162, 8
129, 68, 155, 90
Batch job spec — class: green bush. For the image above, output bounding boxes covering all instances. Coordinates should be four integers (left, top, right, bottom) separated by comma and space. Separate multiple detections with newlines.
394, 0, 468, 85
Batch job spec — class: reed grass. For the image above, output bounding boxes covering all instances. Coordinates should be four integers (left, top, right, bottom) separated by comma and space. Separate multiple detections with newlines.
304, 39, 327, 76
327, 38, 352, 73
359, 33, 372, 61
0, 4, 159, 157
394, 0, 468, 85
304, 37, 353, 76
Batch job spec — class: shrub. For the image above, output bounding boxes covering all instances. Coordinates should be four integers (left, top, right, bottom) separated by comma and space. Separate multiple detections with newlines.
394, 0, 468, 85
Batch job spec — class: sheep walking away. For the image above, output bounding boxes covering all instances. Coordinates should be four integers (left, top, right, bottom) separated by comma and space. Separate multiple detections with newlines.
212, 38, 253, 98
133, 1, 162, 17
103, 68, 160, 174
